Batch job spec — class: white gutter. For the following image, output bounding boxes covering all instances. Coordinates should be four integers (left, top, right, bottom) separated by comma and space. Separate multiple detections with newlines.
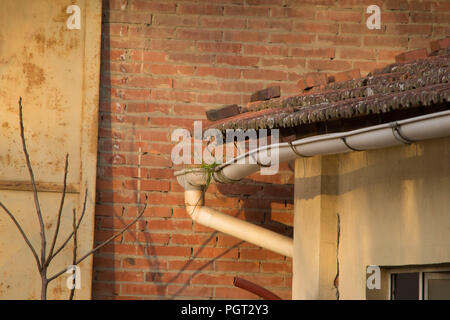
176, 110, 450, 257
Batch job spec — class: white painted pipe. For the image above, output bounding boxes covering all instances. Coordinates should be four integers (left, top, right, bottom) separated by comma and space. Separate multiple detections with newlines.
176, 110, 450, 257
184, 189, 293, 258
206, 110, 450, 183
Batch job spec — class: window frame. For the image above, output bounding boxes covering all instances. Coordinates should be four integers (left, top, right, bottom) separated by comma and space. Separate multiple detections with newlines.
366, 263, 450, 300
423, 272, 450, 300
389, 270, 423, 300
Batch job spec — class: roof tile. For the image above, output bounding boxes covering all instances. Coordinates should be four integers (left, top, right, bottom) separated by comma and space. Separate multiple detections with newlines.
204, 39, 450, 134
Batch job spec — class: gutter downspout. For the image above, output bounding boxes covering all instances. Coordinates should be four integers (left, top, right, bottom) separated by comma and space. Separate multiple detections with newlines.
176, 109, 450, 257
182, 180, 293, 258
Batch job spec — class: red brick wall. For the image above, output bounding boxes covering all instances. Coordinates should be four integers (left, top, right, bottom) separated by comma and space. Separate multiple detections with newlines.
94, 0, 450, 299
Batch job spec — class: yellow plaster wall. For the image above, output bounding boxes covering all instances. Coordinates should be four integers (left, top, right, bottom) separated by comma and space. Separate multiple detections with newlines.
293, 136, 450, 299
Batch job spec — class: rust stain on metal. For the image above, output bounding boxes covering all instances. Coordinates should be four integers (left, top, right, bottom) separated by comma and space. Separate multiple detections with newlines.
52, 285, 62, 297
22, 62, 46, 92
33, 25, 80, 56
52, 4, 70, 23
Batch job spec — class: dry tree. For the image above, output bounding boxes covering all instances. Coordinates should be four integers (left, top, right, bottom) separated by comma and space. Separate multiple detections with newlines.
0, 97, 146, 300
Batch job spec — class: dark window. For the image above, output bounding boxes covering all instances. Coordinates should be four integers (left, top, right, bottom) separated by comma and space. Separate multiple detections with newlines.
391, 272, 420, 300
390, 271, 450, 300
424, 273, 450, 300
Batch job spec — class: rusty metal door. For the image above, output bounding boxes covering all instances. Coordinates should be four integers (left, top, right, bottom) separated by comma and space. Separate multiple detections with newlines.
0, 0, 101, 299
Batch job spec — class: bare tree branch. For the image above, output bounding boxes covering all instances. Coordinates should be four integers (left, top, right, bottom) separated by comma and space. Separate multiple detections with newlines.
48, 188, 88, 263
19, 97, 46, 265
69, 208, 77, 300
5, 98, 147, 299
0, 202, 42, 271
75, 202, 146, 265
47, 200, 148, 283
46, 154, 69, 265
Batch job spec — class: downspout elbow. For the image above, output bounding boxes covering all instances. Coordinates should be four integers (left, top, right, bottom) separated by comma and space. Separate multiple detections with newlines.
182, 188, 293, 258
185, 189, 204, 220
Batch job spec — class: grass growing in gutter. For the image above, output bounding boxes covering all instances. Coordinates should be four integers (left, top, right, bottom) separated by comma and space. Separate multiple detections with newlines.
201, 161, 220, 193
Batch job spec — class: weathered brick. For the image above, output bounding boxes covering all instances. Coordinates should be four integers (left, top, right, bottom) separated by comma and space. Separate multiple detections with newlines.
296, 72, 328, 91
293, 22, 338, 34
153, 14, 198, 27
270, 7, 316, 19
215, 287, 259, 299
430, 37, 450, 53
197, 42, 242, 54
290, 47, 335, 59
260, 57, 306, 69
167, 285, 213, 297
387, 24, 432, 36
329, 69, 361, 83
224, 31, 268, 43
250, 86, 281, 102
122, 283, 166, 296
381, 12, 410, 23
206, 104, 241, 121
200, 17, 247, 29
243, 44, 288, 56
215, 261, 260, 272
224, 5, 269, 16
191, 273, 235, 285
318, 35, 361, 46
243, 69, 287, 81
178, 4, 223, 15
247, 19, 292, 31
316, 10, 362, 22
270, 33, 315, 44
130, 1, 176, 13
145, 64, 195, 76
177, 29, 222, 41
395, 48, 428, 63
216, 55, 260, 66
198, 66, 241, 79
385, 0, 408, 10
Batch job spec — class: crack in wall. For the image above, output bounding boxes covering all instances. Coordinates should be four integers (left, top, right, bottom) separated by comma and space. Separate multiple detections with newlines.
333, 213, 340, 300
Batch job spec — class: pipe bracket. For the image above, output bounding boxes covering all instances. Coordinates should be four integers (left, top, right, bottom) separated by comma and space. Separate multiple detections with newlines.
341, 137, 363, 152
289, 142, 312, 158
249, 153, 272, 168
390, 122, 415, 145
213, 169, 242, 184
